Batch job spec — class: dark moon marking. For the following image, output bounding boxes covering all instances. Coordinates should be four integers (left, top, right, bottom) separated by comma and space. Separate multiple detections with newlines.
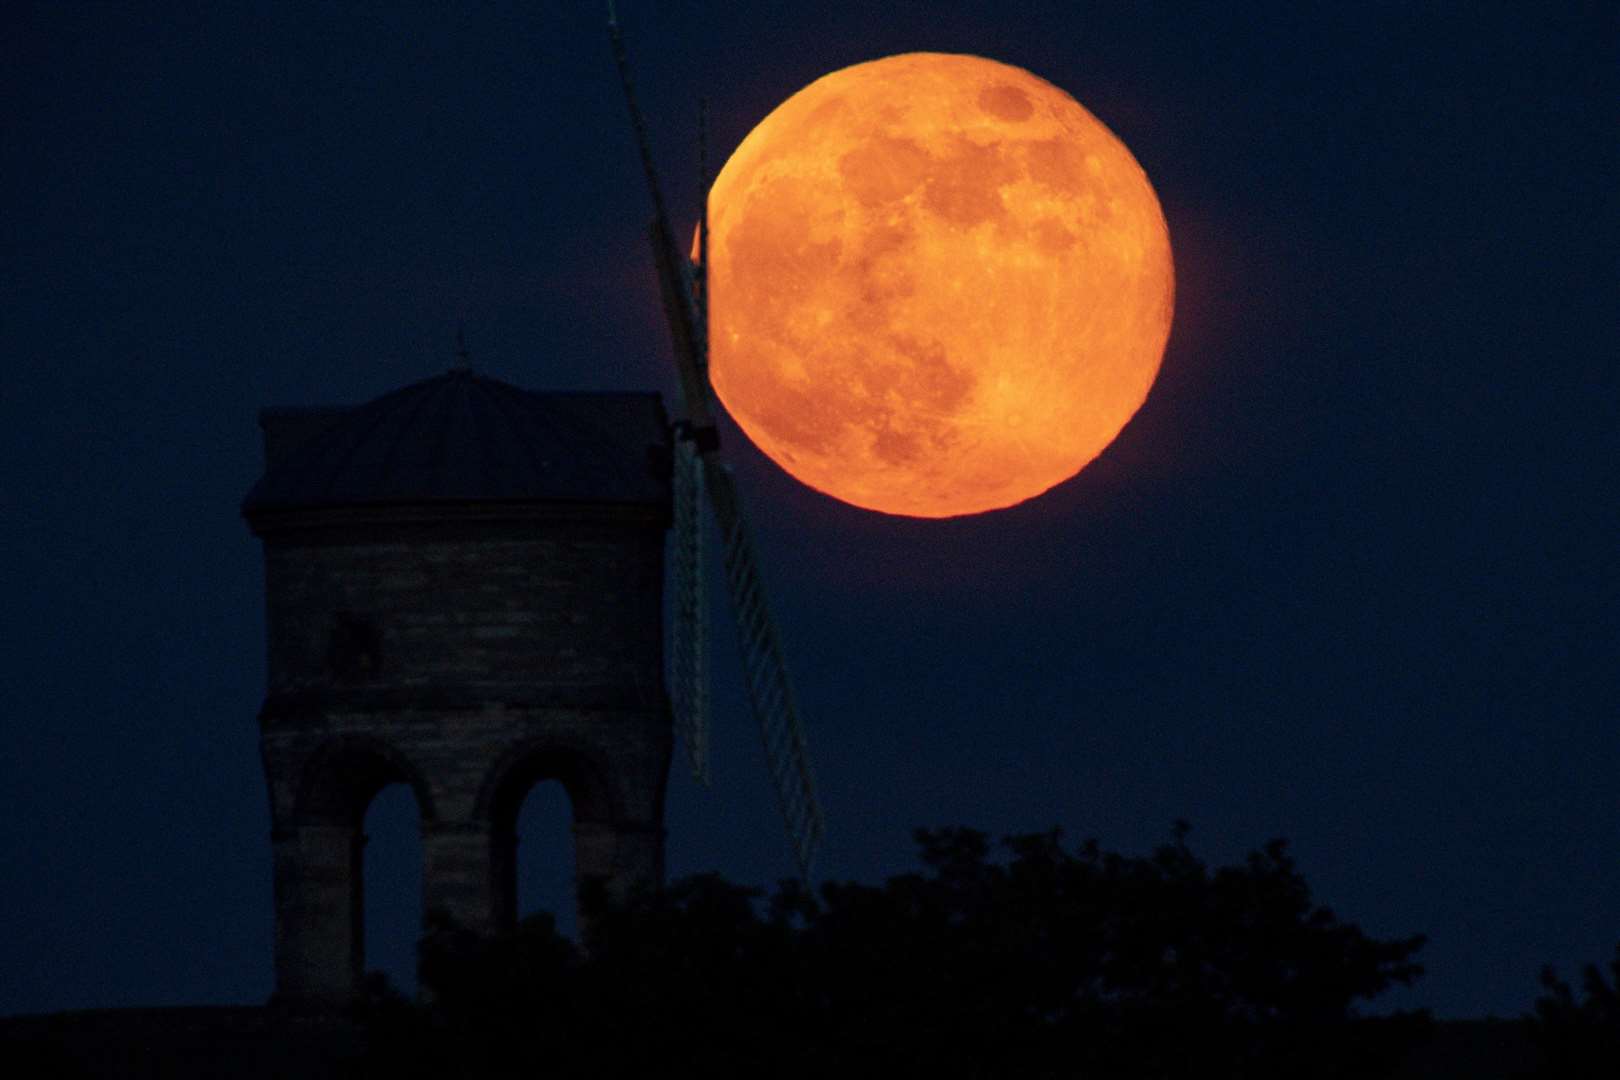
978, 83, 1034, 122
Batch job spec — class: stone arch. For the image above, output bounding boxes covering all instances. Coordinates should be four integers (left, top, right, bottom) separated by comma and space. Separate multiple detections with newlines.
477, 738, 619, 833
292, 733, 438, 827
270, 734, 436, 1004
476, 739, 620, 932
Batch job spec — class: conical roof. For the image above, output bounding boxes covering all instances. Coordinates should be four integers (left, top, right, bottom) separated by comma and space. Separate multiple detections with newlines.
242, 368, 669, 515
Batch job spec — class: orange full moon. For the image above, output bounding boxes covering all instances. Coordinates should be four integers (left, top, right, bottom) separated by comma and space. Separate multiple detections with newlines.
704, 53, 1174, 518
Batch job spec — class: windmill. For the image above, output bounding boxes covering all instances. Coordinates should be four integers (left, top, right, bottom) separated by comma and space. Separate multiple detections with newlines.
607, 4, 824, 880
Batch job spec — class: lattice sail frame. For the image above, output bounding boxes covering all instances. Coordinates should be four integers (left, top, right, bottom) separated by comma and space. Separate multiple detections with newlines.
705, 461, 825, 878
670, 438, 710, 785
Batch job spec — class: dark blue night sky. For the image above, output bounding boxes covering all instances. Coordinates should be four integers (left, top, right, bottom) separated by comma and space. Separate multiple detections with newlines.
2, 2, 1614, 1020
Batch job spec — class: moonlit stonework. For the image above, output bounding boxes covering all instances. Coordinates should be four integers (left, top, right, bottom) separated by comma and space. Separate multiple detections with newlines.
703, 52, 1174, 518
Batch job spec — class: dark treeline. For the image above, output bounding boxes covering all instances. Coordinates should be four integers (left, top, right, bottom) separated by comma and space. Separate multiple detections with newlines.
352, 825, 1617, 1079
1528, 944, 1620, 1078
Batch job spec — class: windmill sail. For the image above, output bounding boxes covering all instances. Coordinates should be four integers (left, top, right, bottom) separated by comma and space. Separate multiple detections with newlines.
609, 1, 823, 878
704, 461, 825, 879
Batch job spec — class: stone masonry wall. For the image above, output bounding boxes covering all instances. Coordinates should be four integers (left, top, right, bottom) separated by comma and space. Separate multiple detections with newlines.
261, 521, 664, 702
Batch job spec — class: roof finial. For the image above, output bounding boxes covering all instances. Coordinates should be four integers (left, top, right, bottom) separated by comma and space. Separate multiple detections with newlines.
454, 324, 471, 371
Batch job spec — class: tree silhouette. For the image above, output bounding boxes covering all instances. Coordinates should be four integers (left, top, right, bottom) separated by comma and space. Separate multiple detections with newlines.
1522, 943, 1620, 1078
353, 824, 1430, 1079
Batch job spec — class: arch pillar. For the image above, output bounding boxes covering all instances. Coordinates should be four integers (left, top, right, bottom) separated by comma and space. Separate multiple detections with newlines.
422, 820, 500, 937
574, 818, 665, 928
270, 823, 363, 1007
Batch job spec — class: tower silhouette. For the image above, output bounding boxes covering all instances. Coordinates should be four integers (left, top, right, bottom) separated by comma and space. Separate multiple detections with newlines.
242, 366, 672, 1006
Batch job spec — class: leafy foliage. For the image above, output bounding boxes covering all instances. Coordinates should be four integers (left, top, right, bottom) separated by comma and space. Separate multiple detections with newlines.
353, 825, 1430, 1079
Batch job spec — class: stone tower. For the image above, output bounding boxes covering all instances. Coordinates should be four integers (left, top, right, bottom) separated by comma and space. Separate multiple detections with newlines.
241, 366, 672, 1007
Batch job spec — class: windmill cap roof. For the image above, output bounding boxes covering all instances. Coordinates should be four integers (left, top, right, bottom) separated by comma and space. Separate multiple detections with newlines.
241, 368, 670, 515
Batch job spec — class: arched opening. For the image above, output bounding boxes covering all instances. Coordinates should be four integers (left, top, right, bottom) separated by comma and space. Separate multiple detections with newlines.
484, 743, 618, 938
361, 783, 423, 997
278, 736, 436, 1004
515, 780, 577, 939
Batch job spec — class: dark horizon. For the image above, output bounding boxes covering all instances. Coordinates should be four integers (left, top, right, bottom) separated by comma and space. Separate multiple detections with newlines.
2, 2, 1614, 1021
